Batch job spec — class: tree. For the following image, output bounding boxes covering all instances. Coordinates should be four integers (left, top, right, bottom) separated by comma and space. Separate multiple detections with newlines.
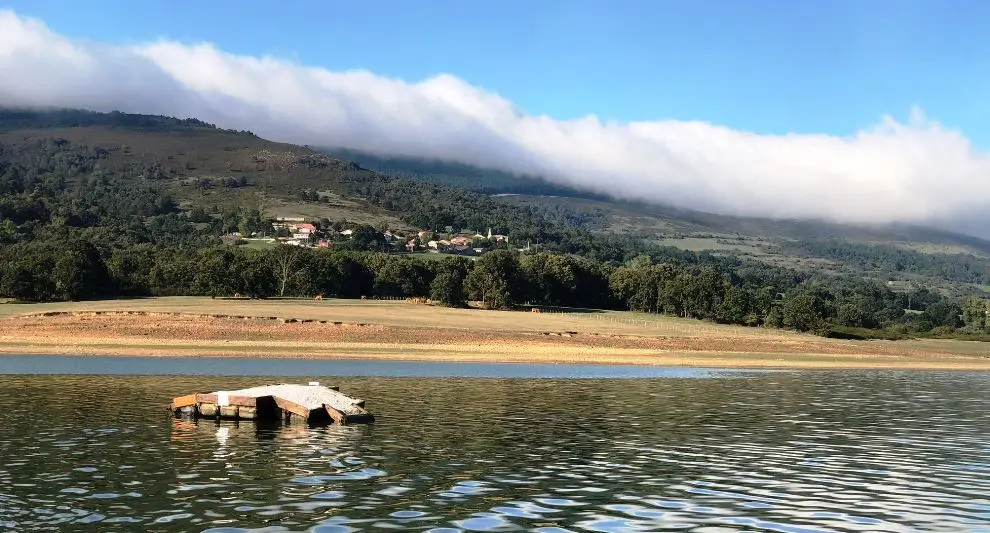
522, 253, 576, 306
335, 224, 386, 251
924, 300, 962, 329
464, 250, 522, 309
716, 284, 750, 324
373, 257, 430, 297
270, 244, 302, 297
192, 247, 242, 298
431, 270, 466, 307
240, 253, 276, 298
962, 297, 987, 330
107, 244, 156, 296
430, 257, 472, 307
51, 240, 111, 300
781, 291, 829, 333
238, 208, 265, 236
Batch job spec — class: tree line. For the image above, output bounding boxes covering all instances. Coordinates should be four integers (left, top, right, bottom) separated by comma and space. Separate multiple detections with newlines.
780, 239, 990, 286
0, 239, 966, 338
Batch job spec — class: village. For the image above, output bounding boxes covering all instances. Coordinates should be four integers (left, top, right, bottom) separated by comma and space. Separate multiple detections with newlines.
225, 217, 514, 257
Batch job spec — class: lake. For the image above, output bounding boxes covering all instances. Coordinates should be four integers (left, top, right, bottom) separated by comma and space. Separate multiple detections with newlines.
0, 357, 988, 532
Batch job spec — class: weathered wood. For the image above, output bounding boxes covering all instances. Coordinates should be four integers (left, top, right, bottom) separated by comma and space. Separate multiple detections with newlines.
171, 383, 373, 424
274, 397, 311, 418
323, 404, 348, 425
171, 394, 198, 409
195, 393, 260, 407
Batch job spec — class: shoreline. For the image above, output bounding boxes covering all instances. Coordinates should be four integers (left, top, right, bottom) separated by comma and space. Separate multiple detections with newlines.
3, 348, 990, 371
2, 298, 989, 370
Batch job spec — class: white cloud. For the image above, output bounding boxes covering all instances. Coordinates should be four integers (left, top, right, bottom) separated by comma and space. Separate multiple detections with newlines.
1, 10, 989, 232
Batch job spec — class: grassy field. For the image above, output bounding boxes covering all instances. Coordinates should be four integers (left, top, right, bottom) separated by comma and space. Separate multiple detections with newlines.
2, 297, 989, 369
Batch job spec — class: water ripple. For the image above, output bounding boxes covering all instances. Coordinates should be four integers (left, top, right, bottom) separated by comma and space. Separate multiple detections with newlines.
0, 372, 988, 531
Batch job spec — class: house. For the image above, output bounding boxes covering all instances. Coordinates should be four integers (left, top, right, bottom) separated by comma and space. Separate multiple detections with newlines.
406, 239, 418, 252
292, 223, 317, 234
450, 236, 472, 247
276, 217, 305, 222
486, 228, 508, 243
292, 233, 310, 240
428, 240, 442, 251
340, 229, 354, 236
449, 244, 474, 255
383, 231, 398, 243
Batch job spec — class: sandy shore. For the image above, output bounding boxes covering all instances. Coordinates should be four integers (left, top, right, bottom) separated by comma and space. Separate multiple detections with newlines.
2, 301, 989, 369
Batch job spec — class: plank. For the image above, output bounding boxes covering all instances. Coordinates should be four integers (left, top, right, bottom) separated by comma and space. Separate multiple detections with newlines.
171, 394, 198, 409
323, 404, 348, 425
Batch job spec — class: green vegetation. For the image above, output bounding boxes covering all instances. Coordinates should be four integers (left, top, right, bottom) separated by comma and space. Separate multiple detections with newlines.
0, 108, 985, 342
779, 240, 990, 285
329, 148, 609, 200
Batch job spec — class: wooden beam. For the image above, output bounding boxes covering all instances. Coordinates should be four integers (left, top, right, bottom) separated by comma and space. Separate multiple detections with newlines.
274, 397, 311, 418
171, 394, 198, 409
323, 404, 348, 425
195, 393, 263, 407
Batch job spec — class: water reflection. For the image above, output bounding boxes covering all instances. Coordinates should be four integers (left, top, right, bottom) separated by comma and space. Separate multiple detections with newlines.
0, 372, 987, 532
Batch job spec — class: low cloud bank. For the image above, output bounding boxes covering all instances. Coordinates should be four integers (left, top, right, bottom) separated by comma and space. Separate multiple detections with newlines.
2, 10, 989, 233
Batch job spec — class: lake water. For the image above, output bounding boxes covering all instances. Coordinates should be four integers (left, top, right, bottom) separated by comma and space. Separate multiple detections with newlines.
0, 358, 988, 532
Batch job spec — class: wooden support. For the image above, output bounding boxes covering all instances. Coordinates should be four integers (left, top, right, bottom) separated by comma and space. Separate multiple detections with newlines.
170, 383, 374, 425
274, 397, 311, 419
323, 404, 348, 425
171, 394, 198, 409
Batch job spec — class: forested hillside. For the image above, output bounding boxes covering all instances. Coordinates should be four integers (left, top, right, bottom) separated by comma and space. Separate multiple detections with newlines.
328, 147, 609, 200
326, 145, 990, 298
3, 108, 989, 340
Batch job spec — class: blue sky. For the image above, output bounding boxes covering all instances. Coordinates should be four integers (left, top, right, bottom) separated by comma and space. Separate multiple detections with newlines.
4, 0, 990, 143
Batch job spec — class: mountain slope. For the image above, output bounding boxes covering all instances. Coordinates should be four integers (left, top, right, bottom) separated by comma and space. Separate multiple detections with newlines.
318, 147, 990, 296
3, 108, 990, 297
0, 108, 680, 264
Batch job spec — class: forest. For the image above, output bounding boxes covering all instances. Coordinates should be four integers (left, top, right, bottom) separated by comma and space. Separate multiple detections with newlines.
781, 239, 990, 285
0, 109, 981, 340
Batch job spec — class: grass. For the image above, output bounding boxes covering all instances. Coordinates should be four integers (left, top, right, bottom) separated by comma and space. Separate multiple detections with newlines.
2, 297, 990, 369
405, 252, 478, 262
654, 237, 767, 254
238, 238, 277, 250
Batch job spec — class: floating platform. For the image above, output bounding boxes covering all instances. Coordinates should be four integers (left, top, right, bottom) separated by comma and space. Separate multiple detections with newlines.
170, 382, 374, 424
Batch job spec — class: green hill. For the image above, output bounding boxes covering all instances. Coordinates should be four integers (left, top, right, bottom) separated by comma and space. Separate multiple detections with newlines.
3, 108, 990, 299
312, 147, 990, 297
5, 108, 989, 339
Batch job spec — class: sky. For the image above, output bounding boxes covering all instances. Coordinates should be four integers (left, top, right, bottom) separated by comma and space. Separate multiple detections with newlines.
1, 1, 990, 233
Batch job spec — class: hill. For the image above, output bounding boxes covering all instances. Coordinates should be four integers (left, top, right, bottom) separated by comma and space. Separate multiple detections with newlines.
3, 108, 990, 342
322, 148, 990, 297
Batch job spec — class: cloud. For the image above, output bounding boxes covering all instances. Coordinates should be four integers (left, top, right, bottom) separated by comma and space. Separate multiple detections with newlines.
1, 10, 989, 232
